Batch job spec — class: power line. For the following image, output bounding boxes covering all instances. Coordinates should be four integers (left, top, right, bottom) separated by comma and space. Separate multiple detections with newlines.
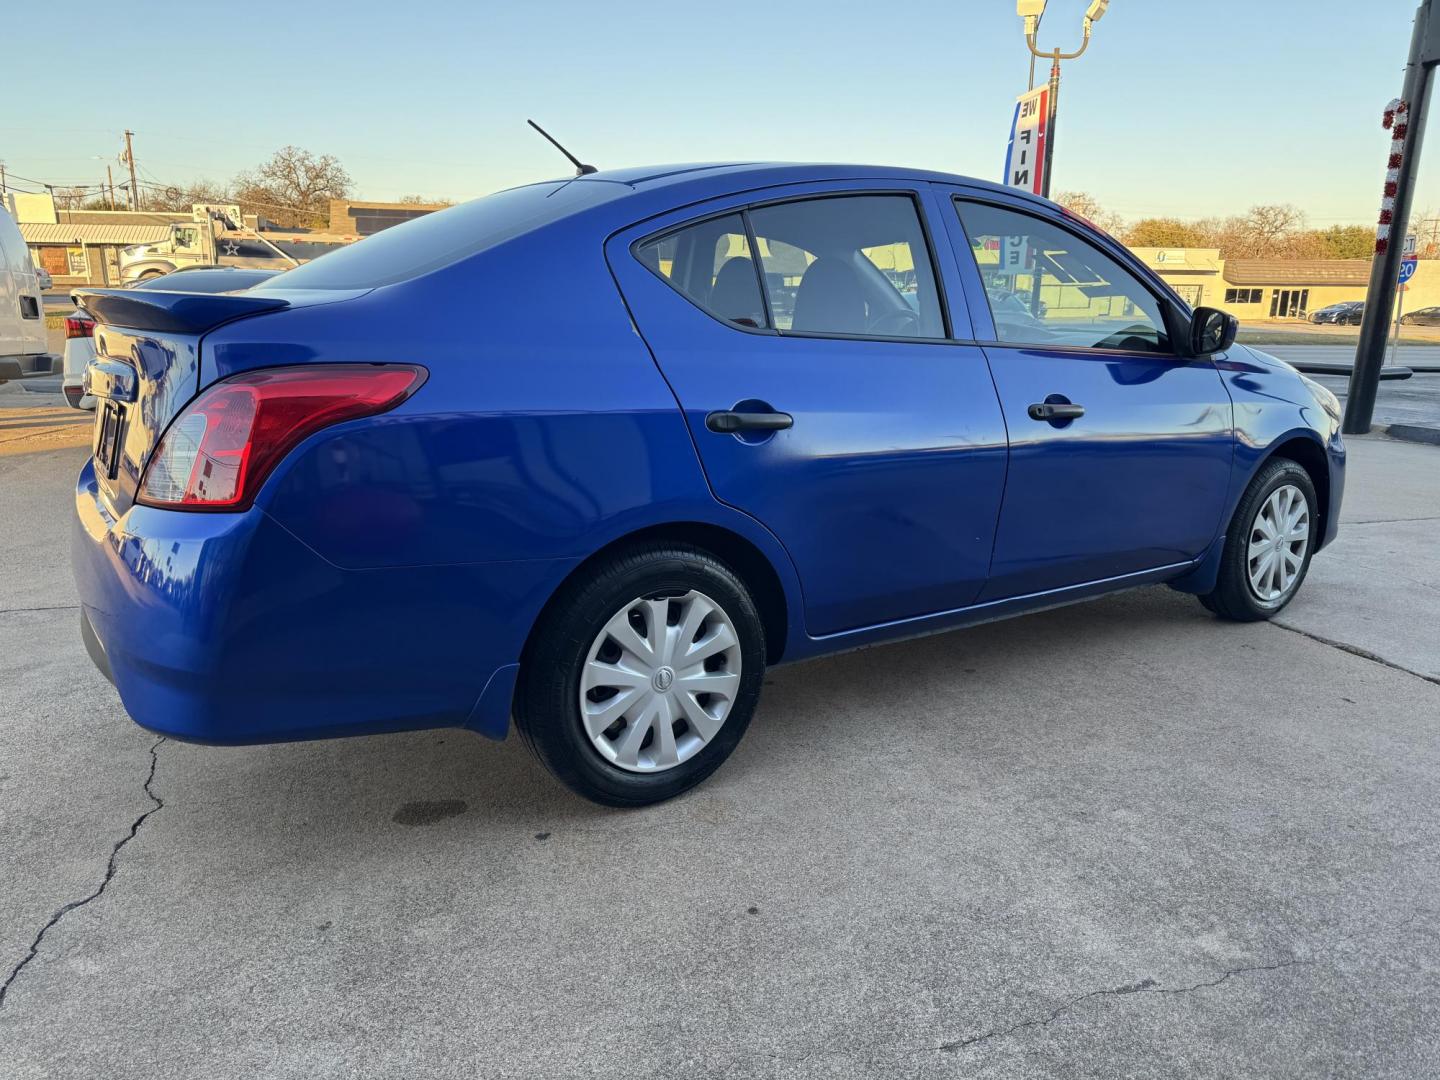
127, 179, 332, 219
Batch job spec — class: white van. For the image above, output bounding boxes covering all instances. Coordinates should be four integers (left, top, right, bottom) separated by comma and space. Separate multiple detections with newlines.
0, 203, 53, 384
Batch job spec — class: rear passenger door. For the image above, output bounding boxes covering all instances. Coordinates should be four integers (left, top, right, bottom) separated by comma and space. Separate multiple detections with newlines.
608, 183, 1008, 637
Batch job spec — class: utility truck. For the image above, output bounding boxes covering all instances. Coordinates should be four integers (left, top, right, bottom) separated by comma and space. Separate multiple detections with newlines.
117, 204, 344, 284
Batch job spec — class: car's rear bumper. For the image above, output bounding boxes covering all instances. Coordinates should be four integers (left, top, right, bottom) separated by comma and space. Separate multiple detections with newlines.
73, 458, 568, 744
62, 338, 96, 409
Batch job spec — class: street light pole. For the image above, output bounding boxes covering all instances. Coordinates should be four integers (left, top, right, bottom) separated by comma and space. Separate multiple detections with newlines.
1018, 1, 1108, 199
1345, 0, 1439, 434
1027, 9, 1044, 90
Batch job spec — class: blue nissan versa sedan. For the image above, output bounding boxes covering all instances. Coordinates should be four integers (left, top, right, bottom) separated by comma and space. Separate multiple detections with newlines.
73, 163, 1345, 806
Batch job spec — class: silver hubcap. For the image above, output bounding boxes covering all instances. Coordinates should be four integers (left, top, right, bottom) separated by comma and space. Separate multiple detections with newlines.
1247, 483, 1310, 602
579, 590, 742, 773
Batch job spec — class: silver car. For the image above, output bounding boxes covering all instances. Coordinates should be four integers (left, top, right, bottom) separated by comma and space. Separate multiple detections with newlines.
62, 266, 282, 409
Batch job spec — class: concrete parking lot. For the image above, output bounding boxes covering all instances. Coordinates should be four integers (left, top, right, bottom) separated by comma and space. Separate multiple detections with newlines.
1, 404, 1438, 1078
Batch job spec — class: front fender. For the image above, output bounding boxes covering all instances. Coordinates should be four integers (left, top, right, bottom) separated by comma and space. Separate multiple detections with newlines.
120, 259, 177, 282
1170, 348, 1345, 594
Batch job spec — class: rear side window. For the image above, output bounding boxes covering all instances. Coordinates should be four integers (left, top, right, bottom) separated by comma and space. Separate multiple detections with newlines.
636, 214, 768, 329
263, 181, 620, 291
748, 195, 945, 338
635, 194, 946, 339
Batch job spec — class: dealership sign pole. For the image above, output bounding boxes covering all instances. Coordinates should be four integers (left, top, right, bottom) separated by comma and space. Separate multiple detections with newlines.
1346, 0, 1438, 433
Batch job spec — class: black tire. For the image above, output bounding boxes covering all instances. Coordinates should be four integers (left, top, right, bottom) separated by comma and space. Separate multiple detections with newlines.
1199, 458, 1318, 622
514, 543, 767, 807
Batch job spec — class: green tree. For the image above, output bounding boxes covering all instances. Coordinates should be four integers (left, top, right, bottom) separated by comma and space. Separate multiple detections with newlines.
1312, 225, 1375, 260
1123, 217, 1208, 248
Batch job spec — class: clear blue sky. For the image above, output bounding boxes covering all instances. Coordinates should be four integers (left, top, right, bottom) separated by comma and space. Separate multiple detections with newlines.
0, 0, 1429, 226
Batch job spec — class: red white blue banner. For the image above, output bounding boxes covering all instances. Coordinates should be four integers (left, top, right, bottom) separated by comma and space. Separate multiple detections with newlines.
1004, 87, 1049, 196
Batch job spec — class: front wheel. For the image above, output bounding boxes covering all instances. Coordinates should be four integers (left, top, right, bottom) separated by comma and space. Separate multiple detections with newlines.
1199, 458, 1318, 622
514, 544, 767, 806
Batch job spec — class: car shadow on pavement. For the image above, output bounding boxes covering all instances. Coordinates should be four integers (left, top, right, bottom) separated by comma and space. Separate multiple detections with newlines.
146, 584, 1217, 846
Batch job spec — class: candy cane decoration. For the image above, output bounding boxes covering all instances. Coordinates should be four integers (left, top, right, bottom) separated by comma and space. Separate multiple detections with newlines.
1376, 98, 1409, 254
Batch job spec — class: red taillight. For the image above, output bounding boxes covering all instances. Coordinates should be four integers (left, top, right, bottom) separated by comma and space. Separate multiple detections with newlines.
65, 316, 95, 339
137, 364, 425, 511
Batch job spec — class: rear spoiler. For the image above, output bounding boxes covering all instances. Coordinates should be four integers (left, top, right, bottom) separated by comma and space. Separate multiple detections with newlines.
73, 289, 290, 335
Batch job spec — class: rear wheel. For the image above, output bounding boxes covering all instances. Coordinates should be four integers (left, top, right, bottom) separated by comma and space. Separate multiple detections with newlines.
1199, 458, 1317, 621
515, 544, 767, 806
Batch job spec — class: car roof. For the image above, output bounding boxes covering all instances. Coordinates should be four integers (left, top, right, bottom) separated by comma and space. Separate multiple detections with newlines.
521, 161, 1052, 216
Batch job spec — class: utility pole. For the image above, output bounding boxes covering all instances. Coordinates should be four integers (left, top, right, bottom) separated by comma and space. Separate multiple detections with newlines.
123, 129, 139, 211
107, 165, 115, 211
1346, 0, 1439, 433
0, 162, 7, 202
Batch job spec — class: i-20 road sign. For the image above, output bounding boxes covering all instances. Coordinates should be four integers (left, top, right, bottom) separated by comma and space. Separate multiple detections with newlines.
1399, 256, 1418, 284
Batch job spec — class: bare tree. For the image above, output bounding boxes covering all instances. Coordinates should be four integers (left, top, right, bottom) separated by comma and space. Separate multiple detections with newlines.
1211, 205, 1306, 259
51, 185, 107, 211
1411, 208, 1440, 258
141, 179, 234, 214
234, 146, 352, 226
1054, 191, 1124, 236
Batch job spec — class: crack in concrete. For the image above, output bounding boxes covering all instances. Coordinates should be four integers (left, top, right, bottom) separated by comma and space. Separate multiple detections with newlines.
0, 604, 80, 616
0, 737, 165, 1014
1272, 621, 1440, 688
935, 960, 1306, 1053
1344, 515, 1440, 526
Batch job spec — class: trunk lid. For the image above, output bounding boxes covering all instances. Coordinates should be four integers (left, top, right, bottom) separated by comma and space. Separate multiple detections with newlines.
74, 289, 290, 514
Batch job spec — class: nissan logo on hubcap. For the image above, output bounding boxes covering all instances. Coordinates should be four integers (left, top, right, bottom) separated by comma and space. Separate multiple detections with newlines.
652, 666, 675, 693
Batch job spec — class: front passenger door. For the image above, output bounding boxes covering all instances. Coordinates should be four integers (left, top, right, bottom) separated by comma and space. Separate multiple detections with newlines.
945, 194, 1235, 601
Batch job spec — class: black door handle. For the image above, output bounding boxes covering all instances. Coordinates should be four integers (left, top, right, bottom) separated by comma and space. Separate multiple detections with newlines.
1027, 401, 1085, 422
705, 410, 794, 434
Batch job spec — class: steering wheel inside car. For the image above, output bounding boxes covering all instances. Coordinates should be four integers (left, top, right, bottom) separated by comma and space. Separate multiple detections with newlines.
867, 308, 922, 337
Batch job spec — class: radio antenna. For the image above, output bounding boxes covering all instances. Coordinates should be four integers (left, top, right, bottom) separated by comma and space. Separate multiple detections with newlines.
526, 119, 597, 176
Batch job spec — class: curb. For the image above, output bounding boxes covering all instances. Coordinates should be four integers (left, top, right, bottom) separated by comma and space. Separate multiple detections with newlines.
1292, 362, 1413, 380
1377, 423, 1440, 446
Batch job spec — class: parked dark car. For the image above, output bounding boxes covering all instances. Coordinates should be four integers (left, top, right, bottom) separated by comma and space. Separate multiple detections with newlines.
72, 162, 1346, 806
1310, 301, 1364, 325
1400, 305, 1440, 326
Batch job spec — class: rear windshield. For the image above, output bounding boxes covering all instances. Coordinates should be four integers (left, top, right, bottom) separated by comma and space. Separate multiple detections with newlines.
262, 180, 620, 290
132, 269, 279, 293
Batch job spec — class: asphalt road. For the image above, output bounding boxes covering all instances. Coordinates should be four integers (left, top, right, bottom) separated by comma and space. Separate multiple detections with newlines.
1, 426, 1438, 1078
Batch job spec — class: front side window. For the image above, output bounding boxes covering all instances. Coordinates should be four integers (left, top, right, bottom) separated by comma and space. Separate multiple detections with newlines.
172, 227, 202, 253
956, 200, 1170, 353
748, 195, 944, 338
636, 213, 768, 329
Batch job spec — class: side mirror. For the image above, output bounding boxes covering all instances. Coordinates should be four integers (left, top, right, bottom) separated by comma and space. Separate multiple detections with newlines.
1189, 306, 1238, 356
